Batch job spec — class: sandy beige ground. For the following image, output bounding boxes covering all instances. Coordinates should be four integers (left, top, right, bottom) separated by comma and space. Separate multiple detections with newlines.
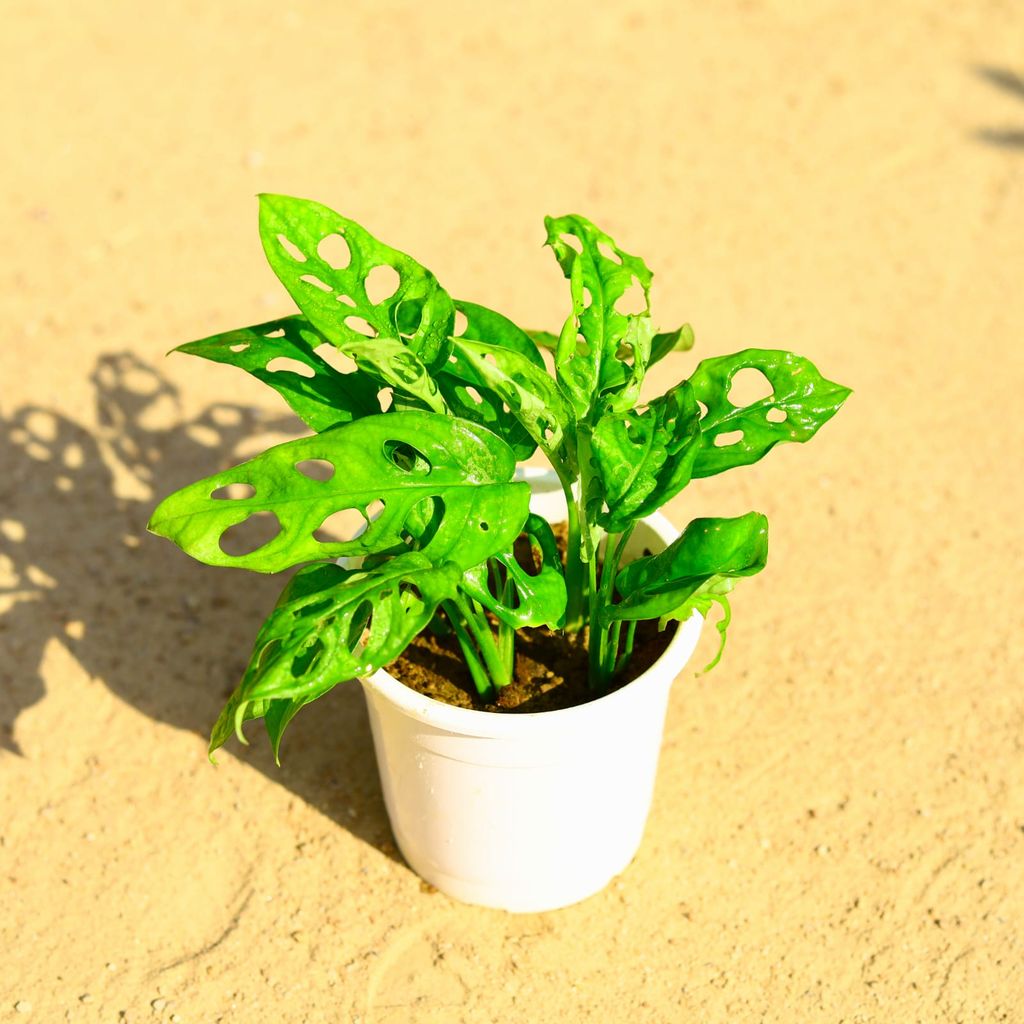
2, 2, 1023, 1021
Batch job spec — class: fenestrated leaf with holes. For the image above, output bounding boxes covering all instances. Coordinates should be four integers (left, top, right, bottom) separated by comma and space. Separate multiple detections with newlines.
687, 349, 851, 478
148, 411, 530, 573
209, 553, 462, 761
591, 380, 702, 532
258, 193, 454, 408
174, 314, 380, 432
544, 214, 654, 420
460, 514, 567, 629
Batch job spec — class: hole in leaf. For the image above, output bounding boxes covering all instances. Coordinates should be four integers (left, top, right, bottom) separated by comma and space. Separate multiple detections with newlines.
513, 535, 543, 577
383, 440, 431, 474
365, 264, 401, 305
299, 274, 333, 293
454, 309, 469, 336
317, 233, 350, 269
598, 240, 622, 264
295, 459, 335, 481
377, 387, 394, 412
219, 511, 281, 556
766, 407, 787, 423
314, 508, 363, 543
315, 344, 359, 375
264, 328, 286, 338
729, 367, 774, 407
714, 430, 744, 448
616, 278, 646, 315
395, 298, 424, 336
277, 234, 307, 262
290, 639, 324, 678
479, 521, 490, 532
697, 400, 709, 419
405, 495, 444, 547
559, 233, 583, 254
345, 316, 377, 337
211, 482, 256, 500
266, 356, 315, 378
364, 498, 385, 522
581, 287, 593, 309
464, 386, 485, 405
229, 342, 249, 353
336, 293, 357, 308
348, 600, 373, 652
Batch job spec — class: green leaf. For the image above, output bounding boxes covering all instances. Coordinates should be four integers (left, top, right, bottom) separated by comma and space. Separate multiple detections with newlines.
435, 300, 548, 460
526, 329, 559, 352
454, 300, 546, 369
209, 554, 461, 760
650, 323, 695, 365
544, 214, 653, 419
609, 512, 768, 621
148, 411, 530, 573
688, 349, 851, 478
174, 315, 380, 432
590, 381, 702, 532
258, 194, 454, 406
448, 338, 577, 471
460, 514, 568, 629
658, 578, 734, 673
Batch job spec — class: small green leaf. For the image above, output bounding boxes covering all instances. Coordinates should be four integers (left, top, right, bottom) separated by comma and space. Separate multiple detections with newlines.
460, 514, 568, 629
609, 512, 768, 621
209, 554, 461, 760
688, 349, 851, 478
650, 323, 695, 365
544, 214, 654, 419
175, 315, 380, 432
591, 381, 702, 532
448, 338, 577, 471
658, 578, 734, 673
148, 411, 530, 573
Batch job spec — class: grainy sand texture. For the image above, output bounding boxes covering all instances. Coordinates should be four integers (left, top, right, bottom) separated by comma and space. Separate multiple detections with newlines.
2, 2, 1023, 1021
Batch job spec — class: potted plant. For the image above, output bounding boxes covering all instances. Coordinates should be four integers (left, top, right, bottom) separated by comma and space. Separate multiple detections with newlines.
149, 195, 850, 911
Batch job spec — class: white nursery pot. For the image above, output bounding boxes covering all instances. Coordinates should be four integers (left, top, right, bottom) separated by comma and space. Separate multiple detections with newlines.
359, 469, 703, 912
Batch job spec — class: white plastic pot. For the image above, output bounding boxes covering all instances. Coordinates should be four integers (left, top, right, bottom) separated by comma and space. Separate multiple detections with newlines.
360, 470, 703, 912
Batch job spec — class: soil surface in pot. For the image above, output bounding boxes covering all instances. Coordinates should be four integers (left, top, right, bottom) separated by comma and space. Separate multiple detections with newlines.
387, 523, 676, 712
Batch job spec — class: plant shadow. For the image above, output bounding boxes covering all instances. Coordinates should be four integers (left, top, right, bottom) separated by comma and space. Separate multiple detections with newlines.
973, 65, 1024, 149
0, 352, 402, 865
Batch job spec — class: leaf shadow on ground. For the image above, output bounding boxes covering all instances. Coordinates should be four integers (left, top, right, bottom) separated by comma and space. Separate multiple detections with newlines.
0, 351, 403, 866
973, 65, 1024, 149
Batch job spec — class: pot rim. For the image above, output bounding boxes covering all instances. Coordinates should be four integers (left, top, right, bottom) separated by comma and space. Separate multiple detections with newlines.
361, 508, 703, 738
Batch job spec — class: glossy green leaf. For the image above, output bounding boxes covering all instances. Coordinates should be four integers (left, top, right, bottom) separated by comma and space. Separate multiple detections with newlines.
449, 338, 577, 471
148, 411, 530, 573
688, 349, 851, 478
435, 301, 547, 460
650, 323, 695, 365
258, 192, 454, 380
591, 381, 702, 532
454, 300, 546, 369
209, 554, 461, 759
460, 514, 567, 629
544, 214, 653, 419
609, 512, 768, 621
174, 315, 380, 432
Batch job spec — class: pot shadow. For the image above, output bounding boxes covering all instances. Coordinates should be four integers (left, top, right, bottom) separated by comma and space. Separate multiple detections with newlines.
0, 352, 401, 864
973, 65, 1024, 149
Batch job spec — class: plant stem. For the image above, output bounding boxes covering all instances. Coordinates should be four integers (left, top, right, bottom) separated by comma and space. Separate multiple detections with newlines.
443, 600, 494, 700
452, 592, 510, 691
589, 524, 635, 690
